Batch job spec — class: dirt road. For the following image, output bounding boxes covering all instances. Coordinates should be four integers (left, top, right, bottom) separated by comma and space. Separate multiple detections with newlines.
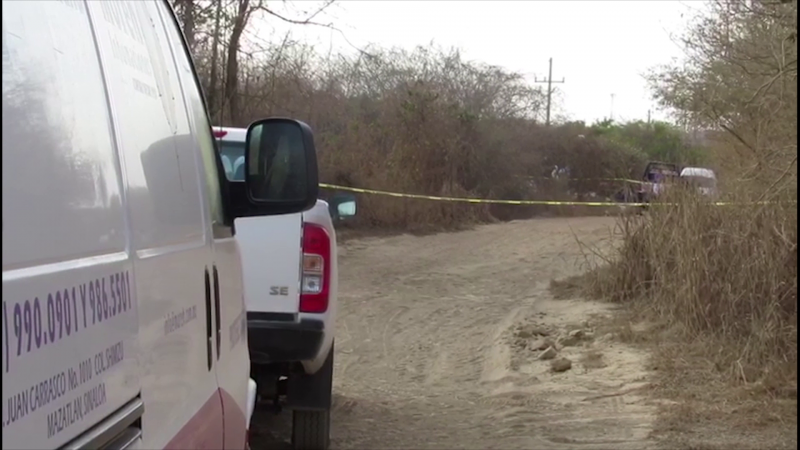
253, 217, 658, 449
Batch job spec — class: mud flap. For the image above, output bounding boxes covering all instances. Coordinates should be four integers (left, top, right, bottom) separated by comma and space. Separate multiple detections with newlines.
287, 344, 334, 410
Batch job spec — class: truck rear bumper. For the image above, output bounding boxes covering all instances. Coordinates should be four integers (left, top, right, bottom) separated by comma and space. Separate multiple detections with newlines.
247, 312, 324, 365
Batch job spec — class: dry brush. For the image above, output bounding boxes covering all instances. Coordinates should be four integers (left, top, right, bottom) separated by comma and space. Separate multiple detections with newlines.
594, 0, 797, 401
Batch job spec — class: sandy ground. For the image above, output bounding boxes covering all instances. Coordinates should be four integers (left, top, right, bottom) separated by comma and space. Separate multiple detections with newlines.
253, 217, 660, 449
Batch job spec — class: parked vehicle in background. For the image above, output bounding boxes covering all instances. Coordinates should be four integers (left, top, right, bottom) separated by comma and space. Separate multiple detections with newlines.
680, 167, 718, 198
637, 161, 681, 203
214, 126, 357, 450
2, 1, 319, 449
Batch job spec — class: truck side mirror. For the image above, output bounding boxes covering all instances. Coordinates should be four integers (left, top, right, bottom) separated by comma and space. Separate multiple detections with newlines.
234, 118, 319, 217
328, 193, 357, 221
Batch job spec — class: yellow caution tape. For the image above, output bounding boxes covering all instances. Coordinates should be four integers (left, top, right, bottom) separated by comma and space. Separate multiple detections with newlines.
319, 183, 644, 206
526, 176, 646, 185
319, 183, 796, 208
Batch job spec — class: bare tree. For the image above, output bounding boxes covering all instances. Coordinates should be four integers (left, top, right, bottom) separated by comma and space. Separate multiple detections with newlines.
222, 0, 252, 124
648, 0, 797, 193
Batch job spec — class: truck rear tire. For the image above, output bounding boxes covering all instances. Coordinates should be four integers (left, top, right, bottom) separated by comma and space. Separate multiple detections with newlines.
290, 343, 334, 450
291, 409, 330, 450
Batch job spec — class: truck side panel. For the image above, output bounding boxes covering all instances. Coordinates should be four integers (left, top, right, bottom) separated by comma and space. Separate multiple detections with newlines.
87, 1, 223, 448
298, 201, 339, 374
2, 1, 140, 447
236, 214, 303, 315
153, 2, 251, 446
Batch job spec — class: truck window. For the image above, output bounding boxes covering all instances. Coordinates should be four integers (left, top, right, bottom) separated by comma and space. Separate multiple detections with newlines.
218, 140, 246, 182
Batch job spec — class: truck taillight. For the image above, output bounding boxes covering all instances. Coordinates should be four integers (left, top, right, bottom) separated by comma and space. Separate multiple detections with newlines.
299, 223, 331, 313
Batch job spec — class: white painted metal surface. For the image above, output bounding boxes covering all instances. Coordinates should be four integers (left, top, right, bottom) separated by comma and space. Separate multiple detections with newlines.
298, 201, 338, 374
2, 1, 252, 448
215, 128, 337, 373
680, 167, 718, 196
680, 167, 717, 179
234, 214, 303, 315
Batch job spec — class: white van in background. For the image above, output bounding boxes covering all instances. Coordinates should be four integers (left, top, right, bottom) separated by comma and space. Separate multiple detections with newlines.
214, 126, 356, 450
679, 167, 718, 198
2, 1, 320, 449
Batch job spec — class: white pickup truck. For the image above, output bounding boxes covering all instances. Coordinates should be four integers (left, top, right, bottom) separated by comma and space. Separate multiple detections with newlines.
214, 127, 355, 450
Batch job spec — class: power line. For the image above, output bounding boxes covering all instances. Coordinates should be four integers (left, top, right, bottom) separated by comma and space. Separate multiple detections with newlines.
534, 58, 565, 127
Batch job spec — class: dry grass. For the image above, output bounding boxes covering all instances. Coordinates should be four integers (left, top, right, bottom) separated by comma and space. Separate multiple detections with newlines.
593, 188, 797, 386
575, 185, 798, 449
622, 6, 798, 444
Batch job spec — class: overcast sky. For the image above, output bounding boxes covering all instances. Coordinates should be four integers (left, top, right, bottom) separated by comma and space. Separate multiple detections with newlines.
254, 1, 696, 125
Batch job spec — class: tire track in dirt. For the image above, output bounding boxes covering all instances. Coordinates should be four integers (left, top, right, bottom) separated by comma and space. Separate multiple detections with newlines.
253, 217, 658, 449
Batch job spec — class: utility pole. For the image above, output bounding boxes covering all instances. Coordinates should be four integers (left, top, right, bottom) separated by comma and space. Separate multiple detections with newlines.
534, 58, 565, 126
647, 109, 651, 125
